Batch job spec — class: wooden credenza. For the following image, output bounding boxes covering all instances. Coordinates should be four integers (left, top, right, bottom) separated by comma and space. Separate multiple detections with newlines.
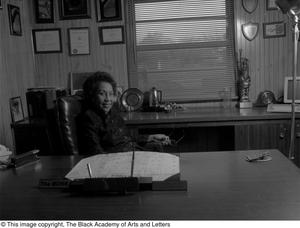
122, 107, 300, 166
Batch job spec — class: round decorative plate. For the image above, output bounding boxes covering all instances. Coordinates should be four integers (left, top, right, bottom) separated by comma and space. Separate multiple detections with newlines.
120, 88, 144, 111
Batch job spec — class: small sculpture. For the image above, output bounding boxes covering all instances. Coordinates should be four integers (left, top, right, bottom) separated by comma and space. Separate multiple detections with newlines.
237, 51, 253, 108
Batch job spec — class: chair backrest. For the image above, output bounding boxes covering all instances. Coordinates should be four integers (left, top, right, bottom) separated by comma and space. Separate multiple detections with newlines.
56, 95, 83, 154
69, 72, 94, 95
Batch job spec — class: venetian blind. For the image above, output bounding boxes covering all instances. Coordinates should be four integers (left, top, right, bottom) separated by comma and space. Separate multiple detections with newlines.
126, 0, 236, 101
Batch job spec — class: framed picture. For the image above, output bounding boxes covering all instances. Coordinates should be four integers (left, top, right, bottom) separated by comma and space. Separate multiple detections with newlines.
59, 0, 91, 20
8, 4, 22, 36
263, 22, 286, 38
99, 26, 124, 45
95, 0, 122, 22
32, 29, 62, 54
266, 0, 277, 10
35, 0, 54, 23
68, 27, 90, 55
9, 97, 25, 123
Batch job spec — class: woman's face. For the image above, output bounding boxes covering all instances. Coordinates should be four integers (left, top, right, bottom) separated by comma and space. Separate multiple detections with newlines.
94, 81, 116, 114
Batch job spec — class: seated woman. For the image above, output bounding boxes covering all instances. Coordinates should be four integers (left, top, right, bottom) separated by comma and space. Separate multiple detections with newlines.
78, 71, 171, 155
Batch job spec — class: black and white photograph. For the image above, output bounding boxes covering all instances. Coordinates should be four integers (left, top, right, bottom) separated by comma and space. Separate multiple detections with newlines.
8, 4, 22, 36
35, 0, 54, 23
9, 96, 24, 123
2, 0, 300, 226
59, 0, 91, 20
96, 0, 122, 22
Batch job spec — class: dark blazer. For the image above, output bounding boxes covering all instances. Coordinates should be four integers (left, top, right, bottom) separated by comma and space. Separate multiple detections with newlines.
78, 105, 148, 155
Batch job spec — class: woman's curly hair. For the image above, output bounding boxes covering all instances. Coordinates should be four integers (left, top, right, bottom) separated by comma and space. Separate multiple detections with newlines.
82, 71, 117, 107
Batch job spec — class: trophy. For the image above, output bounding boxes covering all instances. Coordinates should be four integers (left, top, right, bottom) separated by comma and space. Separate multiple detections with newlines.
237, 53, 253, 109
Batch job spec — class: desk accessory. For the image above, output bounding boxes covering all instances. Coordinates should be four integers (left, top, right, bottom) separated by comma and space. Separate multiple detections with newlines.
267, 103, 300, 112
38, 152, 187, 194
255, 90, 276, 107
10, 149, 40, 168
149, 87, 162, 108
120, 88, 144, 111
68, 177, 139, 194
66, 151, 180, 181
39, 178, 70, 189
64, 151, 187, 194
245, 152, 272, 162
38, 177, 187, 193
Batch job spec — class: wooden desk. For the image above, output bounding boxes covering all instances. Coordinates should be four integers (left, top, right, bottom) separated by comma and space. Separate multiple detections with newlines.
122, 107, 296, 128
122, 107, 300, 165
1, 149, 300, 220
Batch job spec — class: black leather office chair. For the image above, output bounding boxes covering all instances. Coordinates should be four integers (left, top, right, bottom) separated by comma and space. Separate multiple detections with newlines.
56, 95, 83, 154
56, 95, 177, 155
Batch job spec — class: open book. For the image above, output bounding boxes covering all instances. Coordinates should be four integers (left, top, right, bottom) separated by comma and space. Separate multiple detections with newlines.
65, 151, 180, 182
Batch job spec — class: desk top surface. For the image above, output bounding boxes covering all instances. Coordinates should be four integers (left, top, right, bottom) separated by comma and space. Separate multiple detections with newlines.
1, 149, 300, 220
121, 107, 297, 126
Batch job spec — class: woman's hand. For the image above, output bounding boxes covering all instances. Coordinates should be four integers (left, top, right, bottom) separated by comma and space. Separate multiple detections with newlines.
148, 134, 171, 145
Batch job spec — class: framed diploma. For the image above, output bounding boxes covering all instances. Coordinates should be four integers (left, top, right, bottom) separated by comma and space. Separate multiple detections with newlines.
32, 28, 62, 54
68, 27, 90, 55
99, 26, 124, 45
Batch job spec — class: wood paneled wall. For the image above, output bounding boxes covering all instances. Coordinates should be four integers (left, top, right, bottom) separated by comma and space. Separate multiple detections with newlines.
0, 0, 35, 149
28, 0, 128, 90
0, 0, 298, 149
234, 0, 294, 102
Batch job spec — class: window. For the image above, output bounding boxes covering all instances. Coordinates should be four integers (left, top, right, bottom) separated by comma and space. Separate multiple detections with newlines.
126, 0, 236, 102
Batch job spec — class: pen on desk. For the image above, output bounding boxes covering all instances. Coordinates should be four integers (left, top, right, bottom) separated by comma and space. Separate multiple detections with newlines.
87, 163, 93, 178
130, 142, 135, 177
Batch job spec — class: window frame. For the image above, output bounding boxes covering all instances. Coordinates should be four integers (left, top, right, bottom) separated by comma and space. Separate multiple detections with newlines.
125, 0, 237, 103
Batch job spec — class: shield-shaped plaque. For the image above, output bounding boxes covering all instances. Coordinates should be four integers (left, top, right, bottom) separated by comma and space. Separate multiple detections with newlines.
242, 22, 259, 41
242, 0, 258, 14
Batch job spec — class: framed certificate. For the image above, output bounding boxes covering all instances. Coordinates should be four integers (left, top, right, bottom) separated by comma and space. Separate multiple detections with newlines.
263, 22, 286, 38
99, 26, 124, 45
32, 29, 62, 53
68, 27, 90, 55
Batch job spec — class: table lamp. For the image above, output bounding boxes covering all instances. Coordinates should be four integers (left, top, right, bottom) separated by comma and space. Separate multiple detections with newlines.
275, 0, 300, 159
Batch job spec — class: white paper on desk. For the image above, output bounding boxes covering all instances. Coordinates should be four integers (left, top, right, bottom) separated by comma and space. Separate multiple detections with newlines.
65, 151, 179, 181
66, 152, 132, 180
133, 152, 179, 181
